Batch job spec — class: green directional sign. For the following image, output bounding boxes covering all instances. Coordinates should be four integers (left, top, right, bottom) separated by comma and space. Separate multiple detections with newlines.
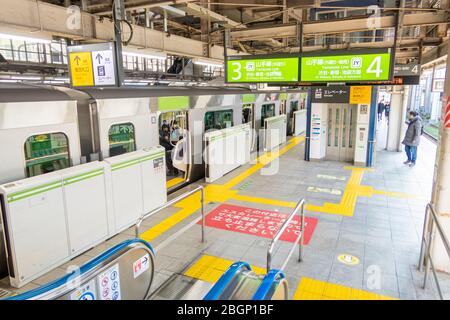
301, 51, 392, 82
226, 57, 299, 83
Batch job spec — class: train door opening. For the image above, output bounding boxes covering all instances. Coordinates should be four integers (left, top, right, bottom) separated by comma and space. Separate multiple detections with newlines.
280, 100, 286, 115
259, 103, 276, 150
159, 111, 188, 188
243, 103, 255, 151
288, 100, 299, 135
326, 104, 357, 162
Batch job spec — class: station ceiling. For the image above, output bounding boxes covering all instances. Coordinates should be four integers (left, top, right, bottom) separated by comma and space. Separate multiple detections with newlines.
1, 1, 449, 72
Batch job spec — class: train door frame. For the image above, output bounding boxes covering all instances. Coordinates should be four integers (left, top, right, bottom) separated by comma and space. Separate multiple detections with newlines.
157, 109, 190, 189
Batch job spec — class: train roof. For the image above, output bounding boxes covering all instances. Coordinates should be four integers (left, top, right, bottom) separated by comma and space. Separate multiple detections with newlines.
0, 83, 77, 103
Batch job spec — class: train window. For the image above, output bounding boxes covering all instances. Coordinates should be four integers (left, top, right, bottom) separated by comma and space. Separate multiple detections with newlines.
108, 123, 136, 157
261, 103, 276, 126
24, 133, 70, 178
204, 109, 234, 131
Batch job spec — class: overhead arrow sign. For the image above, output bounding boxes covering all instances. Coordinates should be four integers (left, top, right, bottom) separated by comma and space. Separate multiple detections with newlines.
95, 53, 103, 64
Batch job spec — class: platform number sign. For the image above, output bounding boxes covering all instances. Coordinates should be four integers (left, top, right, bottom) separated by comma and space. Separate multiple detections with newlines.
301, 50, 392, 82
226, 57, 300, 83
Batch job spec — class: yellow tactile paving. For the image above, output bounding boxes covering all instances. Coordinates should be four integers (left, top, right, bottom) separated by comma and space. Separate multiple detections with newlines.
293, 277, 398, 300
166, 177, 185, 189
184, 254, 266, 283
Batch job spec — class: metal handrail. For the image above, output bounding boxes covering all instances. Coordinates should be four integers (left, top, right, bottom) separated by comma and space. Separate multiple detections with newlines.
266, 198, 305, 273
135, 185, 205, 243
418, 203, 450, 300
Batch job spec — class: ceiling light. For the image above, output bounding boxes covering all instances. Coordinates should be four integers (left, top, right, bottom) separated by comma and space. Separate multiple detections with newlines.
193, 59, 223, 68
123, 49, 167, 60
160, 5, 186, 17
0, 33, 52, 44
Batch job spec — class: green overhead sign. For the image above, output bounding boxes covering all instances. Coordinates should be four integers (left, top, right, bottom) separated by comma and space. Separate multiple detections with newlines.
226, 57, 299, 83
158, 96, 189, 111
300, 51, 392, 82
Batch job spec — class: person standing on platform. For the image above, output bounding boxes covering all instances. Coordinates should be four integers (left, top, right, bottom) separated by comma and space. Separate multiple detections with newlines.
377, 100, 385, 121
402, 111, 423, 168
384, 102, 391, 122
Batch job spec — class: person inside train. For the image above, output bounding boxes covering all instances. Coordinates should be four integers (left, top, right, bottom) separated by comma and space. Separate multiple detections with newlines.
170, 120, 181, 144
161, 120, 170, 133
159, 125, 176, 175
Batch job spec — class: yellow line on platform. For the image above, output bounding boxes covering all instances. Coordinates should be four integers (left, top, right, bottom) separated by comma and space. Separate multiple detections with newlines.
166, 177, 185, 189
184, 254, 266, 284
139, 137, 306, 242
293, 277, 398, 300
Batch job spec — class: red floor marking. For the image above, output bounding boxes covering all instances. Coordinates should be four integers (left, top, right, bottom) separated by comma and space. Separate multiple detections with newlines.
201, 204, 318, 245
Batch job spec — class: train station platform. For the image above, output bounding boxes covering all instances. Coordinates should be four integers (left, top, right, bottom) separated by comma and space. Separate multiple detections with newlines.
2, 131, 448, 300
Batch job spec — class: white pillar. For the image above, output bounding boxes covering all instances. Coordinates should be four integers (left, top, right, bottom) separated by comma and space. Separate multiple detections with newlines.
386, 86, 406, 151
429, 49, 450, 273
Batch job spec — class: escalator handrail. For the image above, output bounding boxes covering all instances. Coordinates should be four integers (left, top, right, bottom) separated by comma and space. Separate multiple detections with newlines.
252, 269, 285, 300
203, 262, 251, 300
4, 239, 154, 300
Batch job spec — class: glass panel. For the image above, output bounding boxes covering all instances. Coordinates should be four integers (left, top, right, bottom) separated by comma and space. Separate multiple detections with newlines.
24, 133, 70, 177
335, 128, 339, 147
342, 108, 347, 148
242, 104, 253, 124
205, 109, 234, 131
349, 109, 354, 148
108, 123, 136, 157
327, 108, 332, 147
261, 103, 276, 126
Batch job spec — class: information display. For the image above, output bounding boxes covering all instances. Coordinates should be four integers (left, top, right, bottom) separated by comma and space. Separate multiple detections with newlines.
301, 50, 392, 82
226, 56, 299, 83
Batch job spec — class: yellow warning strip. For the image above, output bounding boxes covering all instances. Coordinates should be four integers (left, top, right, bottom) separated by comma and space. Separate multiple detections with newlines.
293, 277, 398, 300
166, 177, 185, 189
222, 136, 305, 190
231, 194, 297, 208
140, 137, 306, 241
184, 254, 266, 284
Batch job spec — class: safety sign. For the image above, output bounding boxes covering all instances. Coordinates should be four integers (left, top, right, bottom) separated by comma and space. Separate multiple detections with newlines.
92, 49, 116, 86
97, 263, 121, 300
70, 279, 97, 300
201, 204, 318, 244
133, 254, 150, 279
337, 254, 360, 266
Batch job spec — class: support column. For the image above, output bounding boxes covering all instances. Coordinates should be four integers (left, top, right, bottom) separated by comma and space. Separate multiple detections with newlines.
429, 46, 450, 272
386, 86, 407, 151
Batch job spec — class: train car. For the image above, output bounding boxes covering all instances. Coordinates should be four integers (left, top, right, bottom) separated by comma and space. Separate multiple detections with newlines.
0, 84, 307, 192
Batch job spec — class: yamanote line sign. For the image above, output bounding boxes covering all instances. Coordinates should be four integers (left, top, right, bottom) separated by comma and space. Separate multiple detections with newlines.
225, 50, 393, 84
300, 50, 393, 83
226, 56, 300, 83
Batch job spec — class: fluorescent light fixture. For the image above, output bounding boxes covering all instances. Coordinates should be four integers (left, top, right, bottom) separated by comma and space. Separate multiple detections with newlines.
193, 58, 223, 68
0, 33, 52, 44
123, 49, 167, 60
160, 5, 186, 17
11, 76, 42, 81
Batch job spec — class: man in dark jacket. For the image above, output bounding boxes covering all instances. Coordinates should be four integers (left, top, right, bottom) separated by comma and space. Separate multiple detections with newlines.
377, 100, 385, 121
402, 111, 422, 167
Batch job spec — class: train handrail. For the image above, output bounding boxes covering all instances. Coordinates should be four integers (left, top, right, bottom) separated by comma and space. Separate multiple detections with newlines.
418, 203, 450, 300
266, 198, 305, 273
135, 185, 205, 243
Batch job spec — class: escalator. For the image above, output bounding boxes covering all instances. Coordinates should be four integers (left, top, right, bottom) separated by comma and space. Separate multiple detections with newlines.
2, 240, 287, 300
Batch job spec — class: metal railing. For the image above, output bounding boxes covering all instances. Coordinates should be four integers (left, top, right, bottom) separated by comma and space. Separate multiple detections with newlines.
266, 198, 305, 273
418, 203, 450, 300
135, 185, 205, 243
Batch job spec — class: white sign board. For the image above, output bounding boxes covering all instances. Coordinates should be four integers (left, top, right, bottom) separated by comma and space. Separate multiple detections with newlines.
97, 263, 121, 300
133, 254, 150, 279
92, 49, 116, 86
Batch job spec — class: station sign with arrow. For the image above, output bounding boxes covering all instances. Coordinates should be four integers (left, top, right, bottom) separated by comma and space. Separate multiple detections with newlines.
67, 42, 118, 87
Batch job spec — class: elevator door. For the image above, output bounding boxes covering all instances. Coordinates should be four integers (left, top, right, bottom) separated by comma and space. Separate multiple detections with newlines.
326, 104, 357, 162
